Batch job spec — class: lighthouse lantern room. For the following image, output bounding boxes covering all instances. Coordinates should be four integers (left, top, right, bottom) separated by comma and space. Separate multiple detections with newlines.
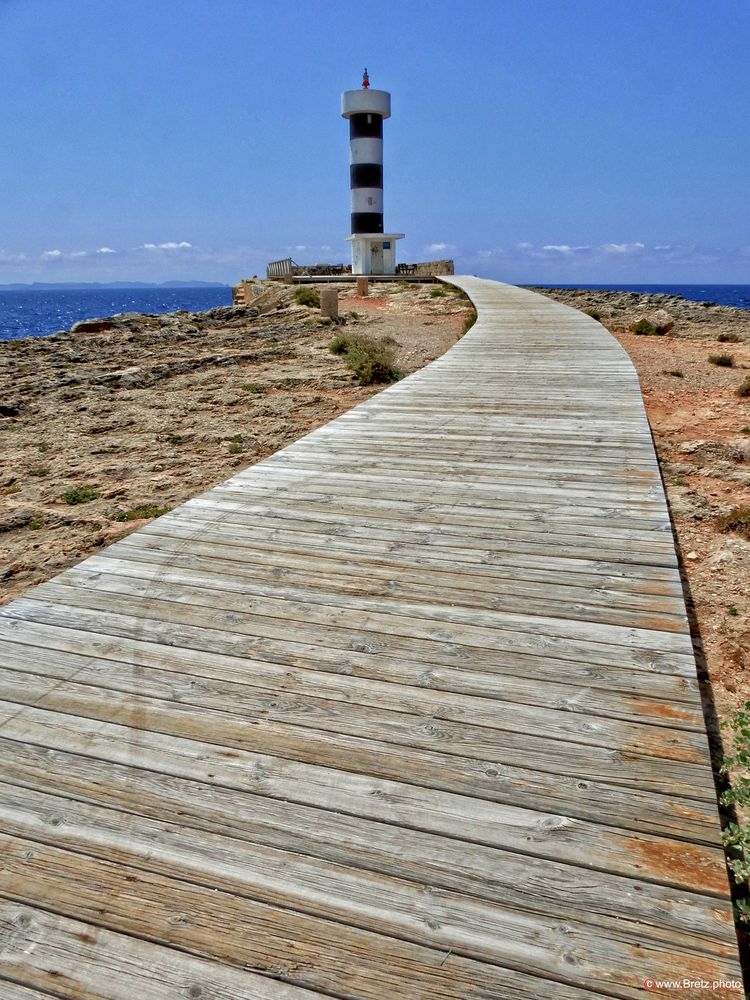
341, 70, 404, 275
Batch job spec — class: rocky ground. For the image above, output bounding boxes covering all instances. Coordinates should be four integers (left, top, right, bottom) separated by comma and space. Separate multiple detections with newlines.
532, 286, 750, 743
0, 280, 472, 604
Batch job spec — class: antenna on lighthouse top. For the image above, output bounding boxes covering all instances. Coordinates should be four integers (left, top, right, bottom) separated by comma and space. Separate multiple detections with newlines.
361, 67, 370, 89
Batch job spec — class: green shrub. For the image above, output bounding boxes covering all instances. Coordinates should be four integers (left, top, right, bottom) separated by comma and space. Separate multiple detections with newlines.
29, 466, 50, 477
462, 308, 478, 336
294, 286, 320, 307
585, 308, 602, 321
718, 332, 742, 343
633, 319, 658, 336
738, 376, 750, 398
114, 505, 170, 522
429, 286, 447, 297
241, 382, 265, 394
328, 333, 401, 385
62, 485, 100, 505
709, 353, 734, 367
721, 701, 750, 922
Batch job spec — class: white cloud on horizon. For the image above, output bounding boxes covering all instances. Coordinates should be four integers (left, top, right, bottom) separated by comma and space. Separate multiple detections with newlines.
601, 241, 645, 254
41, 249, 63, 259
426, 242, 456, 253
141, 241, 193, 250
97, 246, 116, 254
542, 244, 591, 254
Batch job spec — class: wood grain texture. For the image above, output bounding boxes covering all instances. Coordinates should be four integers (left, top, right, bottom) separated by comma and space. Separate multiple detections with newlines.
0, 277, 742, 998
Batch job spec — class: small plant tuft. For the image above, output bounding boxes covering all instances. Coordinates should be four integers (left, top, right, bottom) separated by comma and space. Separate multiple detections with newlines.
328, 333, 401, 386
633, 319, 658, 336
114, 505, 170, 522
664, 370, 684, 378
62, 485, 100, 505
718, 332, 742, 343
241, 382, 265, 394
709, 353, 735, 367
737, 376, 750, 398
429, 286, 447, 298
294, 286, 320, 308
37, 441, 53, 452
28, 466, 50, 477
585, 308, 602, 321
329, 333, 349, 355
729, 606, 739, 616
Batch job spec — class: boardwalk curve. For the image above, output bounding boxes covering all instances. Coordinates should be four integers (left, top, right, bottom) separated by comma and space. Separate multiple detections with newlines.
0, 277, 743, 998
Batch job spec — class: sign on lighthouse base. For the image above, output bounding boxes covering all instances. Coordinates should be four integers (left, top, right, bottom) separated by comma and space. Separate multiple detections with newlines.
347, 233, 405, 275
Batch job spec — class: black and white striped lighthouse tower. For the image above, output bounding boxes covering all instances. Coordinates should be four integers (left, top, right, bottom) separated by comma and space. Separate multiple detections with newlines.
342, 69, 404, 275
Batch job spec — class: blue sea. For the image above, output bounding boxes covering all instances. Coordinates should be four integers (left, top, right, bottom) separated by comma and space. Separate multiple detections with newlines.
1, 283, 748, 342
0, 286, 233, 341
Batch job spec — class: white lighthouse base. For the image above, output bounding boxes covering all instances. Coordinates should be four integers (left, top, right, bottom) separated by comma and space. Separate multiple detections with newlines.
347, 233, 405, 276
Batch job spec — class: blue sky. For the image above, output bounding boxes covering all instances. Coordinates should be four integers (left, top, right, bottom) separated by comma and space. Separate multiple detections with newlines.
1, 0, 748, 284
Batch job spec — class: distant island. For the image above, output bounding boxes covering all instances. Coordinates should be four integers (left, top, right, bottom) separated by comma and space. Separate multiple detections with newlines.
0, 280, 231, 291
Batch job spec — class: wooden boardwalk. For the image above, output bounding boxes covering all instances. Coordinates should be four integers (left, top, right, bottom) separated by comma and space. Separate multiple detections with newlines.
0, 277, 743, 998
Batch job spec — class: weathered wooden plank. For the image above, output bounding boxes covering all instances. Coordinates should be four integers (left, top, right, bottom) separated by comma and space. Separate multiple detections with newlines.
140, 510, 682, 584
80, 548, 692, 641
23, 570, 697, 666
0, 601, 701, 715
0, 615, 702, 723
0, 710, 726, 891
0, 901, 328, 1000
0, 603, 708, 769
0, 822, 742, 999
0, 671, 719, 839
1, 834, 645, 1000
0, 781, 736, 968
0, 981, 61, 1000
0, 644, 713, 799
103, 538, 693, 635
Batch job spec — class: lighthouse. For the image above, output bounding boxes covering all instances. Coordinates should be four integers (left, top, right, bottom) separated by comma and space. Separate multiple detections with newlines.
342, 70, 404, 275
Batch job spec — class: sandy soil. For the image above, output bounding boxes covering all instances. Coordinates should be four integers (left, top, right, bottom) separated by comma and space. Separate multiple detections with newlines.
0, 280, 472, 604
534, 287, 750, 739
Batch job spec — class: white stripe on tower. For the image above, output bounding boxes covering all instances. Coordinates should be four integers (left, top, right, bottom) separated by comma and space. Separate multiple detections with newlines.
349, 137, 383, 165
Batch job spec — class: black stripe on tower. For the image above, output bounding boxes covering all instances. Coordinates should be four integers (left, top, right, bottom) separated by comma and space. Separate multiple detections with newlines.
351, 212, 384, 234
349, 113, 383, 139
350, 163, 383, 188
